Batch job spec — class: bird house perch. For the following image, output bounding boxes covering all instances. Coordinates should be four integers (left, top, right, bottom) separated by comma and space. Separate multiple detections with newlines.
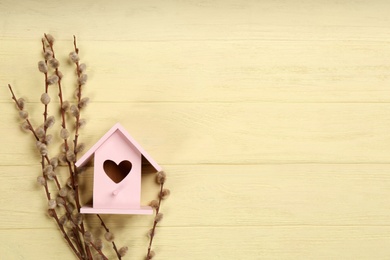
75, 123, 162, 215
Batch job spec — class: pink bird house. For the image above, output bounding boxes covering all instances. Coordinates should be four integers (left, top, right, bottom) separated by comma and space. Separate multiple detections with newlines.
75, 123, 162, 215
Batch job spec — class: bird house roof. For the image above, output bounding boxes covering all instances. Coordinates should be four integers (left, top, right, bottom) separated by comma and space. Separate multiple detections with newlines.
75, 123, 162, 172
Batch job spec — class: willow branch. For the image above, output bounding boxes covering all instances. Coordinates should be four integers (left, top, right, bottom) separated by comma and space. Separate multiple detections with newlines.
51, 209, 83, 260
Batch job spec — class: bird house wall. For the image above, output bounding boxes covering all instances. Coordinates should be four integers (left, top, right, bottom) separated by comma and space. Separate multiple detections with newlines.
93, 130, 141, 209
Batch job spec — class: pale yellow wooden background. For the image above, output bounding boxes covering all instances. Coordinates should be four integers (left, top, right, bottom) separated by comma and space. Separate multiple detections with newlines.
1, 0, 390, 259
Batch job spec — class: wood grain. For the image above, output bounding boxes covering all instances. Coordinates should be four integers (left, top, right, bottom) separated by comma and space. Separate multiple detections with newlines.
2, 103, 390, 165
2, 227, 390, 259
1, 164, 390, 230
1, 0, 390, 259
1, 40, 390, 103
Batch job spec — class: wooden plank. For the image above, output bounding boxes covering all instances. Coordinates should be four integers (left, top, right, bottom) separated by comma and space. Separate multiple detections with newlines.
1, 102, 390, 165
1, 164, 390, 230
1, 0, 390, 42
1, 1, 390, 103
1, 39, 390, 103
2, 226, 390, 259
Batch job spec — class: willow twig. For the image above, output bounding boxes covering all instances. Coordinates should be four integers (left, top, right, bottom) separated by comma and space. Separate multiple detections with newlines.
69, 35, 85, 214
97, 214, 122, 259
146, 184, 164, 259
8, 84, 39, 140
43, 33, 76, 191
147, 171, 169, 259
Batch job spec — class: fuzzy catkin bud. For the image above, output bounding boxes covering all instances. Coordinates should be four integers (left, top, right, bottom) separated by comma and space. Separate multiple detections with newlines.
78, 74, 88, 85
39, 144, 48, 156
41, 149, 49, 157
37, 176, 46, 186
95, 238, 104, 250
84, 231, 93, 244
43, 165, 53, 175
79, 97, 89, 108
36, 140, 45, 149
156, 171, 166, 184
96, 256, 106, 260
72, 213, 83, 225
159, 188, 171, 200
44, 165, 55, 178
56, 196, 65, 206
48, 209, 55, 217
36, 127, 45, 139
118, 247, 128, 257
66, 203, 75, 213
149, 200, 159, 209
67, 189, 76, 201
45, 135, 53, 144
17, 98, 25, 110
45, 34, 55, 44
59, 215, 67, 225
44, 116, 55, 129
155, 213, 163, 223
47, 75, 59, 85
44, 134, 53, 144
48, 58, 60, 69
43, 50, 53, 60
76, 143, 85, 153
48, 199, 57, 209
58, 153, 67, 164
60, 143, 66, 153
69, 51, 80, 63
50, 157, 59, 168
21, 121, 31, 131
59, 187, 68, 197
40, 93, 50, 105
61, 100, 70, 111
78, 63, 86, 73
147, 228, 154, 238
70, 105, 80, 118
94, 255, 105, 260
38, 61, 48, 73
104, 232, 115, 242
60, 128, 69, 139
19, 110, 28, 119
36, 141, 43, 149
78, 118, 87, 128
66, 150, 76, 162
35, 126, 45, 138
46, 172, 55, 180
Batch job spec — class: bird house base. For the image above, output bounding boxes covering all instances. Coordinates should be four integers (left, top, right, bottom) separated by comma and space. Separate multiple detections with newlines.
81, 205, 153, 215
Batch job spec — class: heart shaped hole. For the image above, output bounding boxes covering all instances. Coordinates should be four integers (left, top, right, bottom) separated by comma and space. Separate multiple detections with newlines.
103, 160, 132, 184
